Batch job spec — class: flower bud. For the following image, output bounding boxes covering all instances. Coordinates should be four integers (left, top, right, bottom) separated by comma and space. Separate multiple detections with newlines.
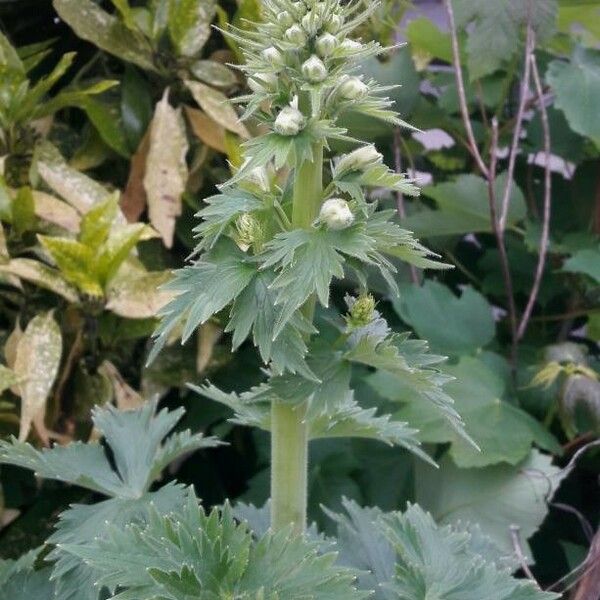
262, 46, 284, 67
291, 1, 307, 17
302, 55, 327, 82
315, 32, 337, 57
301, 12, 317, 34
338, 76, 368, 100
319, 198, 354, 230
348, 294, 376, 327
248, 72, 278, 93
340, 39, 362, 53
285, 24, 307, 46
273, 105, 305, 136
277, 10, 294, 27
334, 145, 383, 176
234, 213, 263, 252
246, 166, 270, 191
326, 14, 343, 33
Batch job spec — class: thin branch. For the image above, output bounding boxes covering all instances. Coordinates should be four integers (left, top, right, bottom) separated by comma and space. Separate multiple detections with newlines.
500, 20, 535, 231
443, 0, 490, 179
509, 525, 539, 585
517, 51, 552, 340
488, 118, 519, 369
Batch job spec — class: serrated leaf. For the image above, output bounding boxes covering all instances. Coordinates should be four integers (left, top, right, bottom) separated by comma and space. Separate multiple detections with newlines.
143, 90, 189, 248
53, 0, 155, 71
415, 450, 567, 562
186, 80, 249, 138
14, 312, 62, 442
62, 490, 366, 599
0, 258, 78, 302
168, 0, 216, 57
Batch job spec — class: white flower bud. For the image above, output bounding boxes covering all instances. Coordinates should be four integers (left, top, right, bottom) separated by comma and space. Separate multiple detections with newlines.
302, 55, 327, 82
246, 166, 270, 191
262, 46, 284, 67
234, 213, 263, 251
248, 72, 278, 93
315, 32, 337, 57
338, 76, 368, 100
285, 24, 307, 46
273, 105, 305, 136
340, 39, 362, 53
291, 1, 307, 16
326, 14, 343, 33
334, 145, 383, 176
319, 198, 354, 230
301, 12, 317, 33
277, 10, 294, 27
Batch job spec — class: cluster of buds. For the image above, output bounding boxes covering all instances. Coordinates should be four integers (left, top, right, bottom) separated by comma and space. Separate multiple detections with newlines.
274, 98, 306, 136
318, 197, 354, 230
346, 293, 377, 328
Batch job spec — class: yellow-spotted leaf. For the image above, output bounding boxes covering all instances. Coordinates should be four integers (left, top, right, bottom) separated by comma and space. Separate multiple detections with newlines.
38, 235, 102, 297
185, 80, 249, 138
0, 258, 78, 302
143, 90, 189, 248
106, 270, 173, 318
96, 223, 146, 286
79, 193, 120, 249
32, 191, 81, 233
15, 312, 62, 442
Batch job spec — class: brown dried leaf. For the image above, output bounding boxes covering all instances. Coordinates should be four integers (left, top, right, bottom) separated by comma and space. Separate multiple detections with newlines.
121, 129, 150, 223
185, 106, 227, 153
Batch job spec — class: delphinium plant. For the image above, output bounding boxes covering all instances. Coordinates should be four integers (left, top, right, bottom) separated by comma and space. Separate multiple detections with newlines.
0, 0, 563, 597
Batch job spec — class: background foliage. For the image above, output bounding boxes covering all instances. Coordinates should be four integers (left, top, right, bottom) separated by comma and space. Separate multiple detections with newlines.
0, 0, 598, 597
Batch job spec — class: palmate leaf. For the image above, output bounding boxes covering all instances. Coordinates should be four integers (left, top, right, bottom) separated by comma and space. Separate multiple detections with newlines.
62, 490, 366, 600
327, 499, 558, 600
0, 398, 220, 498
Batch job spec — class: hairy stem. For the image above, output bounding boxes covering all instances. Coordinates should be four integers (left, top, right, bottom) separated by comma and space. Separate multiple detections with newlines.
271, 141, 323, 533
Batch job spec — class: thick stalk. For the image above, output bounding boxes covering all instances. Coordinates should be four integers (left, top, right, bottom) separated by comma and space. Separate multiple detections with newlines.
271, 142, 323, 533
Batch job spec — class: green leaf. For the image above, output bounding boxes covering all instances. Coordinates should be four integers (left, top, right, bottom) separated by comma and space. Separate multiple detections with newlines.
384, 502, 559, 599
32, 142, 110, 213
168, 0, 216, 57
393, 281, 495, 355
62, 490, 366, 599
143, 90, 189, 248
79, 193, 119, 249
80, 97, 131, 158
403, 173, 526, 237
121, 66, 153, 151
405, 17, 453, 66
53, 0, 155, 71
0, 31, 24, 73
415, 450, 567, 563
455, 0, 558, 80
562, 247, 600, 282
11, 186, 35, 236
96, 222, 147, 286
14, 311, 62, 442
0, 398, 220, 497
0, 562, 55, 600
385, 356, 560, 467
150, 240, 256, 362
547, 47, 600, 145
0, 258, 79, 302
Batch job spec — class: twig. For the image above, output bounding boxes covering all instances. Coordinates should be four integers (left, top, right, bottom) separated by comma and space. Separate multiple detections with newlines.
550, 502, 594, 542
488, 118, 519, 370
571, 529, 600, 600
517, 51, 552, 340
443, 0, 489, 179
509, 525, 539, 585
499, 20, 535, 231
393, 127, 419, 284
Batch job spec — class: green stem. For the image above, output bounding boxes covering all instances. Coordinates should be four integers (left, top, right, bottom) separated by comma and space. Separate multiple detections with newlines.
270, 141, 323, 534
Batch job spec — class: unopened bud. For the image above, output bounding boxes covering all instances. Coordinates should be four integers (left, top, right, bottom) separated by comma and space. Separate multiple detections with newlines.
277, 10, 294, 27
248, 72, 278, 93
316, 32, 337, 57
326, 14, 343, 33
340, 39, 362, 53
246, 166, 270, 191
334, 145, 383, 176
285, 24, 307, 46
291, 1, 307, 16
319, 198, 354, 230
234, 213, 263, 252
302, 55, 327, 82
348, 294, 376, 327
273, 105, 305, 136
301, 11, 320, 35
338, 76, 368, 100
262, 46, 284, 67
